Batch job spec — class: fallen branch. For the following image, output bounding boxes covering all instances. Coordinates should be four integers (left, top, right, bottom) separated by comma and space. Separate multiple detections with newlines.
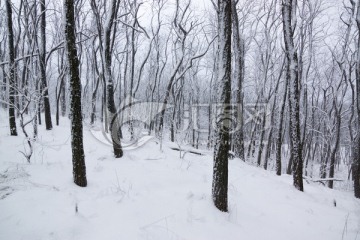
306, 178, 344, 182
304, 176, 344, 186
169, 147, 204, 156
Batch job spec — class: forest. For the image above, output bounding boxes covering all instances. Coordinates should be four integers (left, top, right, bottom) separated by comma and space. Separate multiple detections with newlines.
0, 0, 359, 239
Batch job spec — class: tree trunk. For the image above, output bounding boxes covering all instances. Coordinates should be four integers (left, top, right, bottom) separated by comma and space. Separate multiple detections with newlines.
247, 99, 259, 159
40, 0, 52, 130
256, 112, 267, 166
212, 0, 232, 212
64, 0, 87, 187
103, 0, 123, 158
5, 0, 18, 136
282, 0, 304, 191
275, 69, 289, 175
61, 77, 66, 117
56, 70, 66, 126
231, 0, 245, 161
328, 101, 341, 189
90, 50, 101, 125
354, 0, 360, 198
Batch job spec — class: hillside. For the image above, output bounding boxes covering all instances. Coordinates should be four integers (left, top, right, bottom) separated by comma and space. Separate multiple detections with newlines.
0, 115, 359, 240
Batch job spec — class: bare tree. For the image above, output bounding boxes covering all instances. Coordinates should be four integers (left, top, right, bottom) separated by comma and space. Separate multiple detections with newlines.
90, 0, 123, 158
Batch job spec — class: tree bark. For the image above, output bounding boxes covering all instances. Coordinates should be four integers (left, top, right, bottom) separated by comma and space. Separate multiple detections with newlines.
328, 101, 341, 189
282, 0, 304, 191
231, 0, 245, 161
5, 0, 18, 136
354, 0, 360, 198
40, 0, 53, 130
212, 0, 232, 212
64, 0, 87, 187
275, 68, 289, 175
103, 0, 123, 158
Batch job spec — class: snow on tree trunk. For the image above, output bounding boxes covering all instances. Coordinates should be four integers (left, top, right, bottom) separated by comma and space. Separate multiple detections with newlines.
212, 0, 232, 212
281, 0, 304, 191
64, 0, 87, 187
231, 0, 245, 161
5, 0, 18, 136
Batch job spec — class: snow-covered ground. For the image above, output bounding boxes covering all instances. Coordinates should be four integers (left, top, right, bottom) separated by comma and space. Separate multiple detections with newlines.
0, 115, 359, 240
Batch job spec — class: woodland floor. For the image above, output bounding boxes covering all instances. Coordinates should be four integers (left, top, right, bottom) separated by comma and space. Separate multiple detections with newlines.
0, 113, 359, 240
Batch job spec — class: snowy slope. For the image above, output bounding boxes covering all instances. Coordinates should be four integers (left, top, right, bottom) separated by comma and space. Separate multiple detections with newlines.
0, 115, 359, 240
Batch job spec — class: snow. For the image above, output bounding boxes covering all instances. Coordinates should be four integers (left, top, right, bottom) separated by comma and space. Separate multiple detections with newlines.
0, 114, 359, 240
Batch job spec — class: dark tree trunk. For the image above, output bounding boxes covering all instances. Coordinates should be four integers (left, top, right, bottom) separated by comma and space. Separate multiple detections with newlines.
56, 53, 66, 126
264, 92, 281, 170
354, 139, 360, 198
320, 143, 330, 179
90, 76, 100, 125
286, 84, 293, 176
61, 76, 66, 117
40, 0, 52, 130
171, 102, 176, 142
5, 0, 18, 136
328, 102, 341, 189
56, 72, 66, 126
104, 0, 123, 158
64, 0, 87, 187
282, 0, 304, 191
1, 45, 6, 109
212, 0, 232, 212
90, 51, 101, 125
